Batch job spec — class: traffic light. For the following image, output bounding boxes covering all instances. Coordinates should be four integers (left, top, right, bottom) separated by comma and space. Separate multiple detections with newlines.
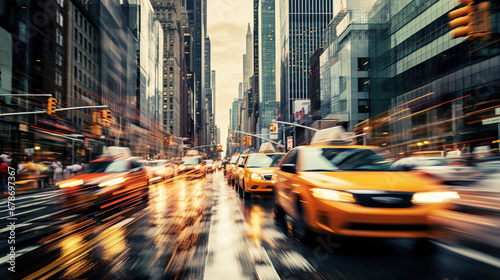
102, 110, 112, 120
270, 123, 276, 132
448, 0, 491, 41
92, 112, 98, 123
247, 136, 252, 146
216, 144, 222, 152
90, 124, 102, 136
47, 97, 57, 115
243, 136, 247, 146
231, 133, 235, 140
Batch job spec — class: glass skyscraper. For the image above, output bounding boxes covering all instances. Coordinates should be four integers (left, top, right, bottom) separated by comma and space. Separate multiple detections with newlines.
368, 0, 500, 154
259, 0, 277, 138
279, 0, 333, 122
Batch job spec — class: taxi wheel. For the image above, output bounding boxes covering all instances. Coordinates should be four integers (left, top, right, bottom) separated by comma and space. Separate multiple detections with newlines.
238, 183, 243, 198
242, 182, 250, 199
273, 191, 286, 222
293, 200, 315, 243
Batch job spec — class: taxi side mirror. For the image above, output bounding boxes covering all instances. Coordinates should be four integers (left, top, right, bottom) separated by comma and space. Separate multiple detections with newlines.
281, 164, 296, 174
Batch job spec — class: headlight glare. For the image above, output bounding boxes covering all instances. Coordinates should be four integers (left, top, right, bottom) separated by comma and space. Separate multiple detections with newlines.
311, 188, 355, 203
412, 191, 459, 203
251, 173, 262, 180
99, 177, 125, 187
58, 179, 83, 188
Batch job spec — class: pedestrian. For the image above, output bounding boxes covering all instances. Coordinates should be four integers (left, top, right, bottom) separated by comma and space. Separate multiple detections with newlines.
0, 158, 9, 194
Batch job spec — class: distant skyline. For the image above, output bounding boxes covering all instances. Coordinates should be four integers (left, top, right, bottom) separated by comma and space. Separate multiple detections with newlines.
208, 0, 253, 157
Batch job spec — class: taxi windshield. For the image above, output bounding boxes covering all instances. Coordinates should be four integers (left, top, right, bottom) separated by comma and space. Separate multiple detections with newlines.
84, 160, 130, 173
182, 157, 201, 165
302, 148, 393, 172
246, 154, 284, 168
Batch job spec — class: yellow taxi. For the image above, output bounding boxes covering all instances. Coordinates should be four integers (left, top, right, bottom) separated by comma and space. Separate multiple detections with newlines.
272, 127, 459, 243
225, 155, 239, 185
233, 154, 247, 189
236, 144, 285, 198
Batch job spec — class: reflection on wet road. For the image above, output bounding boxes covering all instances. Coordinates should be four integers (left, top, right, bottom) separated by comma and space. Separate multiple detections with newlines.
1, 171, 499, 279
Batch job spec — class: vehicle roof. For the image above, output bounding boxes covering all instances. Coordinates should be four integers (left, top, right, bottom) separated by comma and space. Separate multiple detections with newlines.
91, 156, 133, 162
300, 144, 378, 149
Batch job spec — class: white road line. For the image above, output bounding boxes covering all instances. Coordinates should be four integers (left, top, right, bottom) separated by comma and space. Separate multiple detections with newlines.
111, 217, 136, 229
0, 245, 41, 263
434, 241, 500, 269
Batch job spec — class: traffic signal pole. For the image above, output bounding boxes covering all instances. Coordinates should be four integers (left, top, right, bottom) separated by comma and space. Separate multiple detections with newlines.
232, 130, 280, 145
0, 105, 109, 117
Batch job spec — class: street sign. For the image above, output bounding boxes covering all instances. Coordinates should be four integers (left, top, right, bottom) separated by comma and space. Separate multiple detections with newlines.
482, 116, 500, 125
287, 136, 293, 150
270, 133, 278, 140
496, 107, 500, 115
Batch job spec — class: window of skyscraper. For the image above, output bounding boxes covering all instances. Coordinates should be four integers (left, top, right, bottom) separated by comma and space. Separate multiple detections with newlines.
358, 78, 370, 92
358, 100, 369, 113
358, 58, 370, 71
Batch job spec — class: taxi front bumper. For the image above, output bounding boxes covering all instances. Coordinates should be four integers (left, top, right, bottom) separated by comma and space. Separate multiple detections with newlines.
244, 178, 274, 193
306, 199, 444, 238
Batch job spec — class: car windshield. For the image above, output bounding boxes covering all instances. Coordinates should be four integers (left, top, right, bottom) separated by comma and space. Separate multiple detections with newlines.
230, 156, 239, 164
182, 157, 201, 165
246, 154, 284, 168
302, 148, 394, 172
84, 160, 130, 173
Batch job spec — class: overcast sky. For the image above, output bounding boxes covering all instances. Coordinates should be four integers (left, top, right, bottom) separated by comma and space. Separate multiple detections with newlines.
208, 0, 253, 158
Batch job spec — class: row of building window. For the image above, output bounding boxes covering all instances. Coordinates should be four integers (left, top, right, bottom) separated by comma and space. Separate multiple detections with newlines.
74, 7, 97, 41
73, 66, 96, 89
74, 28, 96, 56
74, 47, 96, 74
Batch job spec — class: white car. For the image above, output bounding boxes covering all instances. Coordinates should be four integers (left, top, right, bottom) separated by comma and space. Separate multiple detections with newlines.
139, 160, 176, 181
391, 157, 482, 185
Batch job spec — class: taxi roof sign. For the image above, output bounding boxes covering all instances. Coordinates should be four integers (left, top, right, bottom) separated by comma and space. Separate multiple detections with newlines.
259, 142, 275, 153
101, 146, 132, 157
310, 127, 356, 145
186, 150, 200, 156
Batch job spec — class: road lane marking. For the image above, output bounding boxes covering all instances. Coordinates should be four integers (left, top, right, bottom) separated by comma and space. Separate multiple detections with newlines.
0, 246, 41, 263
434, 241, 500, 269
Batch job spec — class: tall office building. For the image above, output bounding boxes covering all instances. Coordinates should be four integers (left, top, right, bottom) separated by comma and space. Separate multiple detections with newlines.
279, 0, 333, 122
186, 0, 205, 145
368, 0, 500, 153
319, 0, 374, 130
258, 0, 277, 140
152, 0, 183, 137
204, 36, 213, 145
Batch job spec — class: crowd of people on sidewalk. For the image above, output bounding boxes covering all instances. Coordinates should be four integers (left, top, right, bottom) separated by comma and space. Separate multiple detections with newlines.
1, 154, 87, 194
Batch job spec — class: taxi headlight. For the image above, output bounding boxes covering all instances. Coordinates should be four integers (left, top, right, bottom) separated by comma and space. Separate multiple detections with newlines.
58, 179, 83, 189
251, 173, 262, 180
412, 191, 459, 204
179, 165, 187, 171
98, 177, 126, 187
195, 165, 201, 169
311, 188, 355, 203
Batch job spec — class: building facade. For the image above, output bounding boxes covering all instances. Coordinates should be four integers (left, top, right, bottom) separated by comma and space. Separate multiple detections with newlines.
279, 0, 334, 123
258, 0, 277, 141
366, 0, 500, 154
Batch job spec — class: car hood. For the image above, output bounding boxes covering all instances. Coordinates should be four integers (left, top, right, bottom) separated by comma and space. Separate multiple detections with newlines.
247, 167, 276, 174
297, 171, 444, 192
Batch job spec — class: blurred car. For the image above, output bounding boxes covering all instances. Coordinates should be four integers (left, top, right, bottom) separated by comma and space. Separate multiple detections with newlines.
56, 156, 149, 210
178, 156, 205, 178
236, 152, 285, 198
391, 157, 482, 185
204, 160, 214, 173
429, 172, 500, 258
226, 155, 239, 185
139, 160, 176, 182
273, 127, 459, 243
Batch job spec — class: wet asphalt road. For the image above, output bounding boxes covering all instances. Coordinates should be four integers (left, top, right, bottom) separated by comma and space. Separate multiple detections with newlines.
1, 170, 500, 280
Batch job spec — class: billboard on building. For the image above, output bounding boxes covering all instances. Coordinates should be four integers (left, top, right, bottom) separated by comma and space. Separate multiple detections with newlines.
293, 100, 311, 124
